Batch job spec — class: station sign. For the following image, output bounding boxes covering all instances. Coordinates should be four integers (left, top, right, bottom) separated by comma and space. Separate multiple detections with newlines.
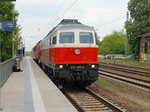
1, 21, 14, 31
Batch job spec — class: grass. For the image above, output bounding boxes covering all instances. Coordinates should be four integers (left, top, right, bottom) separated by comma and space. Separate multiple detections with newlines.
94, 77, 150, 111
95, 77, 112, 87
99, 58, 150, 68
95, 77, 131, 93
147, 108, 150, 111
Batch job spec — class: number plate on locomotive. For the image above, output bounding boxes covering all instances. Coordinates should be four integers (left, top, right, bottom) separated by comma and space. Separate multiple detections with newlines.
70, 65, 85, 69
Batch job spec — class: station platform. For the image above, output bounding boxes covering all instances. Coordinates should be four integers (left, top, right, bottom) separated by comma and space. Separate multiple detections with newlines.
1, 56, 77, 112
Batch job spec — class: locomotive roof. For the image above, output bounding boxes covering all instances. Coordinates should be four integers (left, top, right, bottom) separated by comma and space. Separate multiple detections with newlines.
45, 19, 94, 37
57, 24, 93, 30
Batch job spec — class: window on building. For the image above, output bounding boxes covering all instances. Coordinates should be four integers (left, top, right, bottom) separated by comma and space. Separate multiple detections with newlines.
144, 42, 148, 53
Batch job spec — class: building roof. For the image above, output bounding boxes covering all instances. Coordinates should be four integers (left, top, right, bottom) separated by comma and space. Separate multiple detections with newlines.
137, 33, 150, 38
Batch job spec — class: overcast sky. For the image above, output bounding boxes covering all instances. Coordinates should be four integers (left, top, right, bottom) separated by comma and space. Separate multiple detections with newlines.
15, 0, 129, 51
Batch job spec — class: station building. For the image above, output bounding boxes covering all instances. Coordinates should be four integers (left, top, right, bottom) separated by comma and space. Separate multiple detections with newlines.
138, 33, 150, 62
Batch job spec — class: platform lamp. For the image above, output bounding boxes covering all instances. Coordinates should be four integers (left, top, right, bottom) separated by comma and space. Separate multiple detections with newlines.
12, 8, 18, 57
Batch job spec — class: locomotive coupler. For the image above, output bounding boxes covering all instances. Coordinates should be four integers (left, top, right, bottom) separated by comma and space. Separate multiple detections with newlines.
76, 72, 81, 79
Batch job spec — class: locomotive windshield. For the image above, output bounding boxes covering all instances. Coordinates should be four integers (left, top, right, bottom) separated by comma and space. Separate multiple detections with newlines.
59, 32, 74, 43
79, 32, 93, 43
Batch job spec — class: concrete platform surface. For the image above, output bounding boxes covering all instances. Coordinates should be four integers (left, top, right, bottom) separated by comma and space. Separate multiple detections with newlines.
1, 56, 77, 112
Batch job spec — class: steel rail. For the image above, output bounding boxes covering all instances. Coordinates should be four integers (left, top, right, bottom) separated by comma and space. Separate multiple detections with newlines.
85, 88, 125, 112
99, 62, 150, 76
99, 61, 150, 71
100, 64, 150, 77
62, 90, 86, 112
99, 68, 150, 83
99, 71, 150, 90
63, 88, 125, 112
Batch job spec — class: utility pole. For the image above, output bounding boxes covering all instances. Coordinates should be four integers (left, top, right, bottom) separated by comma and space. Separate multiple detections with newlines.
12, 30, 15, 57
12, 9, 15, 57
125, 11, 129, 56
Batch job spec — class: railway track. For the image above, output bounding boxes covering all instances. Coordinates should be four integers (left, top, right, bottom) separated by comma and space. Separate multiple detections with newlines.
99, 62, 150, 77
99, 61, 150, 70
99, 62, 150, 90
100, 68, 150, 83
63, 88, 125, 112
99, 71, 150, 90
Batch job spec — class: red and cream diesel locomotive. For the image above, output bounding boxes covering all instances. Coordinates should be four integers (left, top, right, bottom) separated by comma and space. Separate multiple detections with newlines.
34, 19, 99, 86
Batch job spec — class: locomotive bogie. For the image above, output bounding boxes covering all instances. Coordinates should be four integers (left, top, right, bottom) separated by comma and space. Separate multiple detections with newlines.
49, 64, 99, 86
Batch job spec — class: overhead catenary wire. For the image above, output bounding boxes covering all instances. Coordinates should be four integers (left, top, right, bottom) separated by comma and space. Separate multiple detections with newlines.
48, 0, 78, 29
41, 0, 67, 31
98, 16, 125, 27
40, 0, 78, 38
94, 15, 126, 32
38, 0, 126, 41
95, 15, 126, 39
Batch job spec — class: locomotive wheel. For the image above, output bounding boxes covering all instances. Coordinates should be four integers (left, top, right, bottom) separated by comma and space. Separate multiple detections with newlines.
47, 68, 53, 78
41, 63, 46, 71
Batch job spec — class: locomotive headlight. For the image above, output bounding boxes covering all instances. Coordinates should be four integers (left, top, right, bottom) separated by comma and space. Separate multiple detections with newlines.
91, 64, 95, 68
75, 48, 81, 54
59, 65, 63, 68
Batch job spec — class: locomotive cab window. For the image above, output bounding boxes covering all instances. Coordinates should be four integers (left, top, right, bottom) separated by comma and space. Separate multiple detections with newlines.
52, 36, 56, 45
49, 38, 51, 45
79, 32, 93, 43
59, 32, 74, 43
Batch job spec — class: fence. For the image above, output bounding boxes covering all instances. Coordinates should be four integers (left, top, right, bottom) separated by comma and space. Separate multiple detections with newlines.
0, 55, 22, 87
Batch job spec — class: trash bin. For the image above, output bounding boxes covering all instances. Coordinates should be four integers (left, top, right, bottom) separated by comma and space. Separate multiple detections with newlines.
12, 57, 21, 72
16, 58, 20, 70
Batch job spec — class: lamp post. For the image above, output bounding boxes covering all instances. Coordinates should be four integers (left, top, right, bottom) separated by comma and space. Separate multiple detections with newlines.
125, 11, 129, 56
12, 10, 15, 57
12, 9, 18, 57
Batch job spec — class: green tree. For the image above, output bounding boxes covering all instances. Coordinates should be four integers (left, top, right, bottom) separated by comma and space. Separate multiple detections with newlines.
99, 31, 126, 55
125, 0, 150, 55
0, 2, 20, 62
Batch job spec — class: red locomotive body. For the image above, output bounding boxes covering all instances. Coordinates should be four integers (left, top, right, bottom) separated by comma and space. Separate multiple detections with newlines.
40, 47, 98, 64
34, 40, 41, 61
35, 19, 99, 87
